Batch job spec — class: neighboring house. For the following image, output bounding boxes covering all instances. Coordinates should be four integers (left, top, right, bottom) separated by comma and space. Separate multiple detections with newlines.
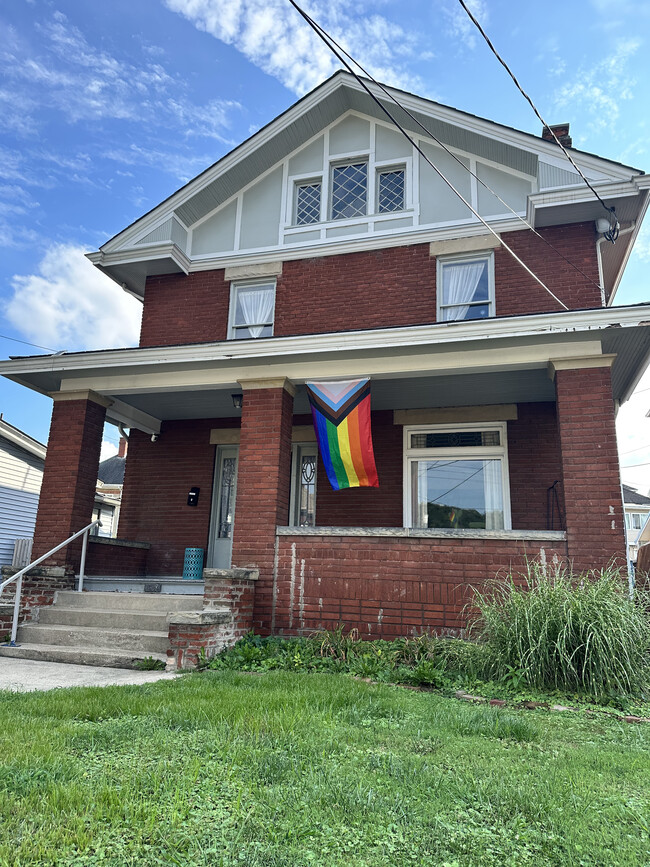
0, 417, 46, 567
622, 484, 650, 563
93, 438, 127, 538
2, 71, 650, 637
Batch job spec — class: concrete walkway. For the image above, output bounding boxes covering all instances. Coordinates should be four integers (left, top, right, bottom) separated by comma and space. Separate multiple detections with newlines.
0, 657, 180, 692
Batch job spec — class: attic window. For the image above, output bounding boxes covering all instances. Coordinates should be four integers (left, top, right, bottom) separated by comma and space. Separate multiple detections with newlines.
295, 181, 321, 225
377, 167, 405, 212
331, 161, 368, 220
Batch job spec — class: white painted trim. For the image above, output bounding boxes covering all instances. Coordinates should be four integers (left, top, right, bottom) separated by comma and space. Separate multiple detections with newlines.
3, 305, 646, 378
0, 421, 46, 460
276, 526, 567, 541
104, 398, 161, 435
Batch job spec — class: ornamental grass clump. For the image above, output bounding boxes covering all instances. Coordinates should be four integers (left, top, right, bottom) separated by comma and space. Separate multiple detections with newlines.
470, 561, 650, 698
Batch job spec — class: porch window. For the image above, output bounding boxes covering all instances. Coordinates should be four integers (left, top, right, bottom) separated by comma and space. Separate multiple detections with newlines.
437, 253, 494, 322
404, 423, 510, 530
290, 443, 317, 526
228, 280, 276, 339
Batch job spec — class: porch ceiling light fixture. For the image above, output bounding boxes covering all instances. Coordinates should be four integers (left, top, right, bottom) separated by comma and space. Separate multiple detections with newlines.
231, 393, 243, 410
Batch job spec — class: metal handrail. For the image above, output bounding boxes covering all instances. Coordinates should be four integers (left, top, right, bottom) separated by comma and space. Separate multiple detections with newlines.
0, 519, 101, 646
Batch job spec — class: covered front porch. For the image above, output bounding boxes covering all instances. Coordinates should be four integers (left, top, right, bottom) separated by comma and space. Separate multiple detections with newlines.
2, 307, 644, 637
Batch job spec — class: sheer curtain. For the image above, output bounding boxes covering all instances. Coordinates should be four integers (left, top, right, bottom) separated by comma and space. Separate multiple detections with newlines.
238, 287, 275, 337
443, 261, 485, 321
483, 459, 504, 529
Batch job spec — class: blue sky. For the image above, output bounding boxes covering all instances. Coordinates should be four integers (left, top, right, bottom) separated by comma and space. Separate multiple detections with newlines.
1, 0, 650, 485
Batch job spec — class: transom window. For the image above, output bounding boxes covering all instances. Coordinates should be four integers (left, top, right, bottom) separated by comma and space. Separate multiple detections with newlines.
405, 423, 510, 531
295, 181, 321, 225
228, 280, 276, 340
437, 253, 494, 322
331, 162, 368, 220
377, 167, 405, 212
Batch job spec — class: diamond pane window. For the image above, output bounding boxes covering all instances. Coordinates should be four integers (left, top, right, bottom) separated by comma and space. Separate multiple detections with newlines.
296, 182, 321, 225
331, 162, 367, 220
378, 168, 405, 212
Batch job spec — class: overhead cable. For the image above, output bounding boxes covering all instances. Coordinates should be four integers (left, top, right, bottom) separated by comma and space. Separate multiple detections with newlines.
286, 0, 569, 311
0, 334, 57, 353
456, 0, 619, 241
288, 5, 603, 295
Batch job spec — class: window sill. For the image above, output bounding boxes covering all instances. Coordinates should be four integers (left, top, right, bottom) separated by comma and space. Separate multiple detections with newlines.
284, 209, 415, 233
277, 526, 566, 541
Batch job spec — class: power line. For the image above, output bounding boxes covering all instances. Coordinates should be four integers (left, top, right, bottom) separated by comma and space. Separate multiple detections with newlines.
456, 0, 619, 241
0, 334, 57, 353
286, 0, 569, 312
290, 7, 603, 296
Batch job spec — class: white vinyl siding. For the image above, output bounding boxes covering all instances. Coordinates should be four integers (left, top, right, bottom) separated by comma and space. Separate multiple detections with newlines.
0, 438, 44, 567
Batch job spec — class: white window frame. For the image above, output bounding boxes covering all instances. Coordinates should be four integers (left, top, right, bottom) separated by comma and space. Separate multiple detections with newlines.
289, 442, 318, 527
376, 164, 406, 214
403, 421, 511, 530
227, 279, 276, 340
329, 158, 369, 221
293, 178, 323, 226
436, 251, 495, 323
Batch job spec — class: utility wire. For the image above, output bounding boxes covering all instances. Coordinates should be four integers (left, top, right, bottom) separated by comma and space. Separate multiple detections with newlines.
287, 0, 569, 310
289, 5, 603, 296
456, 0, 619, 241
0, 334, 57, 353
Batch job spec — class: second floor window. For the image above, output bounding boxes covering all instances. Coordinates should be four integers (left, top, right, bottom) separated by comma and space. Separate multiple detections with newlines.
229, 281, 276, 339
437, 253, 494, 322
331, 161, 368, 220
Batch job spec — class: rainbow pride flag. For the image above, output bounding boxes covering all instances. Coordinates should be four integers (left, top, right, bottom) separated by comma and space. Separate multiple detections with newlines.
306, 378, 379, 490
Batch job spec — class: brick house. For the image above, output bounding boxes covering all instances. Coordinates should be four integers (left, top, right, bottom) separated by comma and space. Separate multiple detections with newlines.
3, 71, 650, 647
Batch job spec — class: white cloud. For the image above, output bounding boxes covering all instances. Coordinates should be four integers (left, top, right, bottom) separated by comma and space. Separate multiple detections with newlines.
5, 244, 142, 352
553, 38, 640, 134
617, 367, 650, 497
444, 0, 489, 50
163, 0, 426, 95
100, 439, 119, 462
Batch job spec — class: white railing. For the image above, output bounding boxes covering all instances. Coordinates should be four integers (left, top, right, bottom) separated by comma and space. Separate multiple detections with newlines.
0, 520, 101, 646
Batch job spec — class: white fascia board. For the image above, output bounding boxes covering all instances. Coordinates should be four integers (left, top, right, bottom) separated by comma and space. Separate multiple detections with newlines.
526, 179, 643, 225
0, 422, 47, 460
92, 243, 191, 274
2, 305, 649, 380
105, 399, 161, 435
608, 188, 650, 305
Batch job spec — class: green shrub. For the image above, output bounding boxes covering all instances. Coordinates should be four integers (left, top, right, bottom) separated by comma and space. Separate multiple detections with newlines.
469, 561, 650, 698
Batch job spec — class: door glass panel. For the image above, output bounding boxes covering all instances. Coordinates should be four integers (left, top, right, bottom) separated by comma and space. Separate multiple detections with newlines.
298, 452, 317, 526
217, 456, 237, 539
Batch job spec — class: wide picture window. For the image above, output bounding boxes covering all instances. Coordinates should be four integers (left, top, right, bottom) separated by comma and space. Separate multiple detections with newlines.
405, 424, 510, 530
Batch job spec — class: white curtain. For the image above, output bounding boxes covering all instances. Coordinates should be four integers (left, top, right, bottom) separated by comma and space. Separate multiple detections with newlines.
483, 459, 504, 529
238, 287, 275, 337
443, 261, 485, 321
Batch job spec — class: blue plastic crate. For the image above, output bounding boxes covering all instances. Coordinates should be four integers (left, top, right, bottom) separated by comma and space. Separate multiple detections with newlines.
182, 547, 204, 580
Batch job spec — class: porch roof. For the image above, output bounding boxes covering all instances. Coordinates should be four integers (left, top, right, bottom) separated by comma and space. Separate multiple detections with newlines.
2, 304, 650, 433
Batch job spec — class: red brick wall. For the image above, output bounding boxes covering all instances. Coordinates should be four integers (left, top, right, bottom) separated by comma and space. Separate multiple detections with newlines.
138, 224, 600, 348
507, 403, 564, 530
118, 419, 237, 574
33, 397, 106, 570
555, 366, 626, 570
231, 387, 293, 626
271, 534, 567, 637
85, 539, 149, 576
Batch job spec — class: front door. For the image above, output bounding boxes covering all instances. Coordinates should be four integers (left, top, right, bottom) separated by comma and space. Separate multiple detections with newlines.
207, 445, 239, 569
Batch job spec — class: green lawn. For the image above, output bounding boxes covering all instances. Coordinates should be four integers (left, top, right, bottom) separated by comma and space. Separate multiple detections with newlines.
0, 672, 649, 866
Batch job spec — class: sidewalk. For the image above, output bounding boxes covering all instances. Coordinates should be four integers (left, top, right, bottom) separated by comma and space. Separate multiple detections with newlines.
0, 657, 179, 692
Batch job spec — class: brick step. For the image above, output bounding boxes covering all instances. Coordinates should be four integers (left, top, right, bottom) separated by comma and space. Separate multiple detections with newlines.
55, 590, 202, 613
17, 623, 169, 654
0, 643, 167, 669
37, 607, 169, 632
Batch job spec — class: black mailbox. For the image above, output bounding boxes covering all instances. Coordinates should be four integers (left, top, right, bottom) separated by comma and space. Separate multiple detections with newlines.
187, 487, 200, 507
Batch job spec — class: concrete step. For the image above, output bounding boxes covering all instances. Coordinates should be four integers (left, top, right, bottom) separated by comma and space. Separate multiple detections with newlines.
0, 642, 167, 670
82, 577, 204, 595
17, 623, 169, 654
55, 591, 202, 613
37, 606, 169, 632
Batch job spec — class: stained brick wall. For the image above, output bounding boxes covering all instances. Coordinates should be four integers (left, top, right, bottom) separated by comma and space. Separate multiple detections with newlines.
33, 397, 106, 571
271, 534, 567, 637
85, 538, 149, 576
138, 223, 600, 348
555, 366, 626, 570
